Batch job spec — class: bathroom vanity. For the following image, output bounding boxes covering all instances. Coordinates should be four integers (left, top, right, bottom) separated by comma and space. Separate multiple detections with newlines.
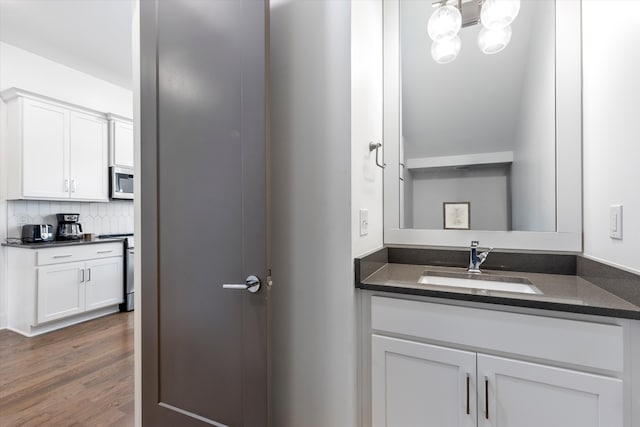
355, 247, 640, 427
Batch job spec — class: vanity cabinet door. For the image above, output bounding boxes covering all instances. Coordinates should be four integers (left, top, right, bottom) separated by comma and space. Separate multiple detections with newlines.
372, 335, 476, 427
478, 354, 623, 427
36, 262, 86, 324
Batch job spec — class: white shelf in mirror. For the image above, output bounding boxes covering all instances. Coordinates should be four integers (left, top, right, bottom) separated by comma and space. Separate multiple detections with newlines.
406, 151, 513, 171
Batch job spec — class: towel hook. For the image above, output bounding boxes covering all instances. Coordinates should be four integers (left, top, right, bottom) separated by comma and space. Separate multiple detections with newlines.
369, 142, 386, 169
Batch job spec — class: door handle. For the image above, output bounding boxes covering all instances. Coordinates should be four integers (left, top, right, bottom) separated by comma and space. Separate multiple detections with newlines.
222, 275, 261, 293
71, 179, 77, 193
80, 268, 85, 282
87, 268, 91, 282
64, 179, 70, 192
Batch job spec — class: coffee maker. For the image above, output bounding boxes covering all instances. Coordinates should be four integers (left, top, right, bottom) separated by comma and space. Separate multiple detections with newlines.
56, 213, 83, 240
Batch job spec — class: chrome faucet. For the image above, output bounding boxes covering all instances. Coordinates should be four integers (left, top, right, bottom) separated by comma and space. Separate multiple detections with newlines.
468, 241, 493, 273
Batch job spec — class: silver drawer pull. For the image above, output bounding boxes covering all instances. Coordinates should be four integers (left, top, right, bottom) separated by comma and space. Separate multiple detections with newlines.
97, 250, 113, 254
53, 254, 73, 258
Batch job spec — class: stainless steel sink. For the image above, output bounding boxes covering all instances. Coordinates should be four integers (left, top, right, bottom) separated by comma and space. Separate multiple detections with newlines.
418, 270, 542, 295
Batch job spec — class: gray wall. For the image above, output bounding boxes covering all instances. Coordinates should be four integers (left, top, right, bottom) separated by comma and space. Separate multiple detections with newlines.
270, 1, 356, 426
410, 166, 510, 231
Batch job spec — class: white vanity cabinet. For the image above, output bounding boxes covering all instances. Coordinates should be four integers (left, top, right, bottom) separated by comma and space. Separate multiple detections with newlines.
372, 336, 476, 427
107, 114, 134, 168
7, 242, 124, 336
1, 88, 109, 202
369, 296, 626, 427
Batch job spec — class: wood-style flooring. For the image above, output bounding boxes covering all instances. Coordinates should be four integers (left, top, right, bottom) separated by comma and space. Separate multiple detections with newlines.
0, 312, 134, 427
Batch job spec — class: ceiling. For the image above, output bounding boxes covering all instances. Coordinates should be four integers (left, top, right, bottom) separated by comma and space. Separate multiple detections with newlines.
0, 0, 134, 89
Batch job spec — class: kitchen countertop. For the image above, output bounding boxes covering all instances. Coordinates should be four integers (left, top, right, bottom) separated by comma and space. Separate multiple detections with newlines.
358, 262, 640, 320
2, 237, 126, 249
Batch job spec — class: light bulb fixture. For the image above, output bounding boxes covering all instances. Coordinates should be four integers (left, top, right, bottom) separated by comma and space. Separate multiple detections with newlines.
480, 0, 521, 29
427, 0, 521, 63
427, 5, 462, 43
431, 36, 462, 64
478, 25, 512, 54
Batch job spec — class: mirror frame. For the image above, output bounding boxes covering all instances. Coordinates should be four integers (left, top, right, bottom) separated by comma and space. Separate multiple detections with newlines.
383, 0, 582, 252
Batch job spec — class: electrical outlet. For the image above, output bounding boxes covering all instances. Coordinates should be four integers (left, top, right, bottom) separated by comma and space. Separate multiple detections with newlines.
609, 205, 622, 240
359, 209, 369, 236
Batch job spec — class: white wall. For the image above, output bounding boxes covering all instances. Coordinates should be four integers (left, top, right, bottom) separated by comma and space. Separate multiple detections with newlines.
0, 42, 134, 328
0, 42, 133, 117
270, 1, 356, 426
510, 1, 556, 232
582, 0, 640, 273
351, 0, 383, 258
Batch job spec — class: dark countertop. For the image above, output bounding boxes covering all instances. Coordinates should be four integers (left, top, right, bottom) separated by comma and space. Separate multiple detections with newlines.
2, 238, 126, 249
356, 248, 640, 320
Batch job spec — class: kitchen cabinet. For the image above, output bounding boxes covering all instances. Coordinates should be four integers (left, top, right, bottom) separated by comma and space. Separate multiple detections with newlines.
37, 262, 86, 324
1, 88, 109, 202
6, 242, 124, 336
84, 257, 125, 311
107, 114, 134, 168
369, 296, 626, 427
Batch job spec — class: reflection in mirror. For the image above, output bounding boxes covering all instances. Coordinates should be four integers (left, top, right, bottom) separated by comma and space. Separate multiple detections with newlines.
399, 0, 556, 232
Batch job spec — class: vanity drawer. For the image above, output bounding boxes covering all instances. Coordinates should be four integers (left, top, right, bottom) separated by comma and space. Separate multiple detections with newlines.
371, 296, 624, 373
36, 243, 123, 266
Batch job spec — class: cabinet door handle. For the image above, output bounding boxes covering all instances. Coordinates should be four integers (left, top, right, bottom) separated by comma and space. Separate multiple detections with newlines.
97, 250, 113, 254
71, 179, 77, 193
485, 376, 489, 419
466, 374, 470, 415
53, 254, 73, 259
64, 179, 70, 192
80, 268, 85, 282
87, 268, 91, 282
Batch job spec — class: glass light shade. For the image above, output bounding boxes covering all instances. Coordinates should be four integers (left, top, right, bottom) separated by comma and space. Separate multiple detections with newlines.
480, 0, 520, 29
431, 36, 462, 64
478, 25, 512, 54
427, 5, 462, 42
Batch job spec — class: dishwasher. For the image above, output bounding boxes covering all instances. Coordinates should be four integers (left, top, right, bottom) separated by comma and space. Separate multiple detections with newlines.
98, 234, 134, 312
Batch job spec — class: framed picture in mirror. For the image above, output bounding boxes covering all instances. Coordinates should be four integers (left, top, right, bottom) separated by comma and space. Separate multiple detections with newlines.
443, 202, 470, 230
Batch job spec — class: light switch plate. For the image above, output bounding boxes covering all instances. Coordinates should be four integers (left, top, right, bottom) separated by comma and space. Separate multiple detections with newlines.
609, 205, 622, 240
360, 209, 369, 236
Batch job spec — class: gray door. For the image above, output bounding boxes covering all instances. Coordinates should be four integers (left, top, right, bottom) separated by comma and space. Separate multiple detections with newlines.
140, 0, 269, 425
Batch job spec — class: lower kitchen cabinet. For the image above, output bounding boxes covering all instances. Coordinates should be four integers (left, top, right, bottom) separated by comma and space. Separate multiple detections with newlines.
369, 296, 627, 427
6, 242, 124, 336
37, 262, 86, 324
84, 257, 125, 311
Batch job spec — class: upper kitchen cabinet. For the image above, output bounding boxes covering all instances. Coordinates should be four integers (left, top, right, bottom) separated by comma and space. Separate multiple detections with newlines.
1, 88, 109, 202
107, 114, 134, 168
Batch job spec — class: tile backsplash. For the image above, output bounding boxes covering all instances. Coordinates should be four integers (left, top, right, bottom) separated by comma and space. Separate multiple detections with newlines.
7, 200, 134, 238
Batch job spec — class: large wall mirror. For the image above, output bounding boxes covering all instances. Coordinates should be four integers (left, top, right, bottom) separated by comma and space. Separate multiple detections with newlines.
383, 0, 582, 251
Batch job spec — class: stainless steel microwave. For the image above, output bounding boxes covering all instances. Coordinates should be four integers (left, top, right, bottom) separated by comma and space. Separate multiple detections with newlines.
110, 166, 134, 199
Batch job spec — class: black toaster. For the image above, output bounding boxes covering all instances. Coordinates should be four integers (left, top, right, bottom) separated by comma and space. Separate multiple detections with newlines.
21, 224, 55, 243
